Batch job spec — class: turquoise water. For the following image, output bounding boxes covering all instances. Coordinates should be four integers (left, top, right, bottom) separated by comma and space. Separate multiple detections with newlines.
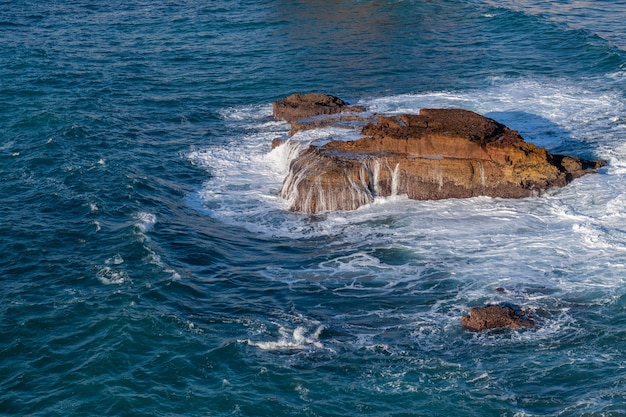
2, 1, 626, 415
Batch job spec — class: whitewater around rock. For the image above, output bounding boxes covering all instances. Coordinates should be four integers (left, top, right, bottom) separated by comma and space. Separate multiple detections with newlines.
273, 93, 606, 214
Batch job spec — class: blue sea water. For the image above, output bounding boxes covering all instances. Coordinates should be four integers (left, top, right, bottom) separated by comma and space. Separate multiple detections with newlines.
2, 0, 626, 415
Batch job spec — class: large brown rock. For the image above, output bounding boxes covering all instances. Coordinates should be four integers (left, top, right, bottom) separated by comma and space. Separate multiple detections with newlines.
275, 101, 605, 213
462, 305, 534, 331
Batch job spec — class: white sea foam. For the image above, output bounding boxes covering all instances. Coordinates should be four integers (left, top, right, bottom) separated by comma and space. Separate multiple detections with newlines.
365, 80, 623, 152
130, 211, 183, 280
134, 212, 156, 233
105, 254, 124, 265
245, 324, 327, 352
291, 126, 362, 146
96, 266, 129, 285
190, 78, 626, 329
218, 103, 274, 123
144, 246, 182, 280
191, 78, 625, 235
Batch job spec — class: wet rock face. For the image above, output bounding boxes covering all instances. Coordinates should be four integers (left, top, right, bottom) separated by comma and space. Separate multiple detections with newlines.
461, 305, 535, 331
273, 94, 606, 214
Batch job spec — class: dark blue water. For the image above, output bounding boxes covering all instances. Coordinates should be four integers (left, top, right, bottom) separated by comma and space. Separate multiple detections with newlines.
2, 1, 626, 415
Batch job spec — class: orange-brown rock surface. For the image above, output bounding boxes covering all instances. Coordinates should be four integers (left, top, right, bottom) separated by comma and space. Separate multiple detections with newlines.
462, 305, 535, 331
273, 93, 605, 214
272, 93, 367, 136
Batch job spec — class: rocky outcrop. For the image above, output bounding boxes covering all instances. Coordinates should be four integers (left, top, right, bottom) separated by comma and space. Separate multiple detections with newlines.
462, 305, 535, 331
273, 94, 605, 214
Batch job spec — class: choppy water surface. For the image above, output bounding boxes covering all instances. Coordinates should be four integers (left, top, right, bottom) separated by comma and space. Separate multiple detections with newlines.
2, 1, 626, 416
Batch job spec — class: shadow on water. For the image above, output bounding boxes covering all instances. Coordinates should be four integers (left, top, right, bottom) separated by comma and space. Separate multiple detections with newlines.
485, 110, 601, 160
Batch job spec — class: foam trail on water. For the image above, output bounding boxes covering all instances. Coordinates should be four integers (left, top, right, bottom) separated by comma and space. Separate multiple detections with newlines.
134, 212, 156, 233
97, 266, 129, 285
244, 324, 327, 352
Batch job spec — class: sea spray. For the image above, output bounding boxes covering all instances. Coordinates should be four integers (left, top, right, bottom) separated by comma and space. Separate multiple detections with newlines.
279, 153, 405, 213
245, 325, 327, 352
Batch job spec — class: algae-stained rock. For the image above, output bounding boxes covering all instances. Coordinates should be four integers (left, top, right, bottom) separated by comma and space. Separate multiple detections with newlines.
275, 100, 605, 214
461, 305, 534, 331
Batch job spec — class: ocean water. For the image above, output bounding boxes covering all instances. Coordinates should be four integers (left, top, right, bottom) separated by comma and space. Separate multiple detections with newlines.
2, 0, 626, 415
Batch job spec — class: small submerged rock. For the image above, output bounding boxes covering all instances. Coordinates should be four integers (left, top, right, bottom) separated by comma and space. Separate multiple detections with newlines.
272, 93, 606, 214
461, 305, 535, 332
